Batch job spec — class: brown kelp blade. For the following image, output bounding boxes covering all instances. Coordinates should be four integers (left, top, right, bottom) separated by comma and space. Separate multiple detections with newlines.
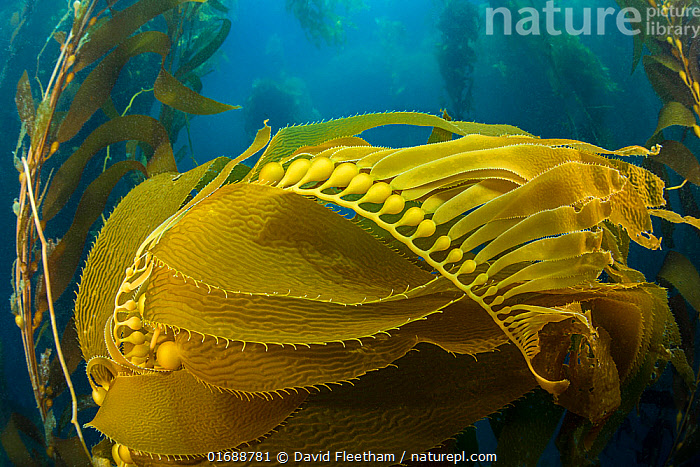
0, 413, 42, 467
88, 370, 306, 457
74, 0, 206, 72
154, 68, 240, 115
44, 115, 175, 221
658, 250, 700, 313
651, 140, 700, 185
650, 101, 697, 139
15, 70, 34, 139
58, 31, 171, 144
586, 296, 645, 382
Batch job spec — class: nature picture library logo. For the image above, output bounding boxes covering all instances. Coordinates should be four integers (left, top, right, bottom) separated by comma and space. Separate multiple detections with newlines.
485, 0, 700, 38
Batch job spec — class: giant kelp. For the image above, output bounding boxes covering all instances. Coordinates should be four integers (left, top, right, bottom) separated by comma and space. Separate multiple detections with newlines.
72, 110, 696, 465
487, 0, 620, 146
285, 0, 364, 47
8, 1, 700, 466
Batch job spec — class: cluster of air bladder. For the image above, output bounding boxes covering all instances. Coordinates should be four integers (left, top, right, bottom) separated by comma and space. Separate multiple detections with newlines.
111, 253, 182, 373
258, 156, 478, 278
258, 155, 513, 307
89, 251, 183, 423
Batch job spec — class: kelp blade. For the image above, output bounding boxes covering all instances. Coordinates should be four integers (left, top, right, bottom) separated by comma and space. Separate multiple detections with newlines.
74, 0, 205, 72
45, 115, 175, 221
88, 370, 306, 457
75, 162, 216, 360
154, 68, 240, 115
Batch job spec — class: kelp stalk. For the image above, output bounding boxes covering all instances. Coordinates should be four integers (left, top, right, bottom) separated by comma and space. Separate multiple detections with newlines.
14, 0, 97, 426
20, 157, 90, 459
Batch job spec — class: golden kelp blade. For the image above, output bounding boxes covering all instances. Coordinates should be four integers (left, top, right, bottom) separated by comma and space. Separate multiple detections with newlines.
237, 344, 536, 466
175, 298, 508, 393
88, 370, 306, 457
75, 163, 214, 361
149, 183, 436, 304
176, 332, 419, 394
143, 267, 458, 343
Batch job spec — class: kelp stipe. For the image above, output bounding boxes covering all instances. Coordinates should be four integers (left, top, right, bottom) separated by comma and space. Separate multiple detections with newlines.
9, 0, 238, 463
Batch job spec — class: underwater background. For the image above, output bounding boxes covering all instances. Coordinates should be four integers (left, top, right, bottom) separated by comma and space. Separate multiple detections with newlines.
0, 0, 699, 465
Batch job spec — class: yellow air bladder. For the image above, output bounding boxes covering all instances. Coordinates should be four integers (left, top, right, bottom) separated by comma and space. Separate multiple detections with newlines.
339, 172, 374, 197
259, 162, 285, 185
277, 158, 312, 188
318, 162, 360, 190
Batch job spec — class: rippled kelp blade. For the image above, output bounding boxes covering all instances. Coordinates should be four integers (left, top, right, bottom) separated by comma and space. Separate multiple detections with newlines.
176, 332, 419, 393
75, 162, 216, 360
240, 344, 536, 466
148, 182, 442, 307
175, 298, 508, 393
143, 265, 455, 345
88, 370, 306, 457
